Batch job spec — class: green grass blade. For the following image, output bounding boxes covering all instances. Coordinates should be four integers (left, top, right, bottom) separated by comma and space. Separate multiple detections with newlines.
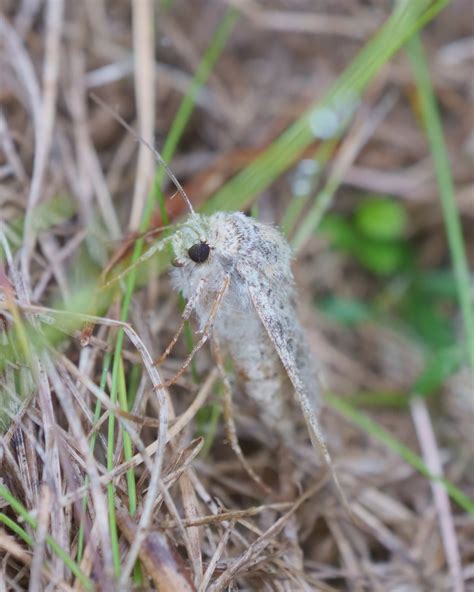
406, 34, 474, 375
291, 165, 345, 251
326, 394, 474, 514
0, 512, 35, 546
0, 487, 95, 590
153, 7, 239, 223
117, 358, 137, 515
107, 338, 124, 577
156, 9, 239, 174
117, 358, 142, 584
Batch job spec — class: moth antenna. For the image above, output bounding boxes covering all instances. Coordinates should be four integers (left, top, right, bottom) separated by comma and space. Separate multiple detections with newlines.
107, 224, 175, 247
90, 92, 195, 215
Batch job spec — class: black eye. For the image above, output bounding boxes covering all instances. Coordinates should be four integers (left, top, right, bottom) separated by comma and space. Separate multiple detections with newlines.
187, 241, 210, 263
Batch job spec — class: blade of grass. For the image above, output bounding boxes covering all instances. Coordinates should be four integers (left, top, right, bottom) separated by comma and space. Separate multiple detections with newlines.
153, 8, 239, 198
326, 394, 474, 514
291, 90, 398, 250
117, 357, 137, 516
406, 33, 474, 376
151, 7, 239, 225
117, 357, 142, 585
0, 513, 35, 547
107, 341, 123, 578
281, 139, 338, 237
0, 487, 95, 591
202, 0, 450, 216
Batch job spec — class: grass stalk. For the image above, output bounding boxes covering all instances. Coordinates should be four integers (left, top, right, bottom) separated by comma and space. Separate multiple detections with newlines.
406, 33, 474, 375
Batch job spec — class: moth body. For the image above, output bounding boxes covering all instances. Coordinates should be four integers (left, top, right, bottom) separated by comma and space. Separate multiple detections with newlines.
170, 212, 320, 441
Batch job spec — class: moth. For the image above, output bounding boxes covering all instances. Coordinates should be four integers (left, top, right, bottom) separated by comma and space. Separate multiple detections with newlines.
105, 209, 344, 498
169, 211, 324, 449
94, 94, 345, 501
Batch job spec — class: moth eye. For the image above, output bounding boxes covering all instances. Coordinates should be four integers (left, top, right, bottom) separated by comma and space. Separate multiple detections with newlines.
187, 241, 210, 263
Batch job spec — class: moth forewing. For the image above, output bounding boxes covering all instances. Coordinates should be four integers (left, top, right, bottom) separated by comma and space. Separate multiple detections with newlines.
244, 265, 349, 508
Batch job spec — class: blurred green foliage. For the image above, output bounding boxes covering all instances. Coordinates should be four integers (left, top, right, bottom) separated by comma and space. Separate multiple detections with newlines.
354, 196, 408, 240
320, 195, 412, 276
317, 194, 463, 403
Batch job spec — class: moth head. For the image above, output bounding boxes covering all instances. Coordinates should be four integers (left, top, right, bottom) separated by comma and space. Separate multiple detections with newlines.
170, 214, 214, 269
171, 211, 254, 271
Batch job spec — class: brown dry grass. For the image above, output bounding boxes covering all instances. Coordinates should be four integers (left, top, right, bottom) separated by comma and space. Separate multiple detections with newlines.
1, 1, 473, 591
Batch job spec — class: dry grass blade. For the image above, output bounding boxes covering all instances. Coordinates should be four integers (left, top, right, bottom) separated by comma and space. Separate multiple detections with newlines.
198, 521, 234, 592
28, 483, 51, 592
129, 0, 156, 231
17, 0, 64, 292
410, 397, 465, 592
208, 481, 324, 592
0, 530, 72, 592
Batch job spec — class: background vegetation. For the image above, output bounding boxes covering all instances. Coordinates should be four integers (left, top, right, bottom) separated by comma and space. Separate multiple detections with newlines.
0, 1, 472, 590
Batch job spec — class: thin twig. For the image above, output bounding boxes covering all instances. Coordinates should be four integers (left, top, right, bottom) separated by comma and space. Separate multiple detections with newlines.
410, 397, 465, 592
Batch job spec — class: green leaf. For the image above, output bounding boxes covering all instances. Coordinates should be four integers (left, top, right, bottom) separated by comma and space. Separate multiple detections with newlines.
399, 283, 454, 348
319, 214, 357, 250
354, 239, 411, 276
413, 269, 458, 299
317, 296, 372, 326
412, 346, 464, 396
354, 196, 408, 240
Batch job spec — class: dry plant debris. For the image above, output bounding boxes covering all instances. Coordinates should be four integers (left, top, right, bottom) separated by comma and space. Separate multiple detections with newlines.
0, 1, 473, 591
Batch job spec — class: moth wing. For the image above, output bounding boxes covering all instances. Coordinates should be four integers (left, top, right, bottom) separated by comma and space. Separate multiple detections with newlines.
244, 281, 330, 460
245, 280, 354, 513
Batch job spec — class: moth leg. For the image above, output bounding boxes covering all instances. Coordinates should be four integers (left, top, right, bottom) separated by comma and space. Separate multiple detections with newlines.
211, 335, 272, 497
154, 275, 229, 389
154, 277, 207, 366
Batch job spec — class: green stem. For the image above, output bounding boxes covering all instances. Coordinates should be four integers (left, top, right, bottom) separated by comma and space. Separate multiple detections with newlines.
406, 34, 474, 376
0, 489, 95, 591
